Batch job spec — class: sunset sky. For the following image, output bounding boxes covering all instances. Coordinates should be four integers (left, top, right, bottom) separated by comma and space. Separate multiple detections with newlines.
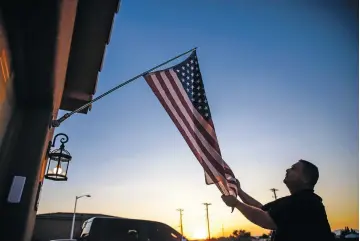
38, 0, 358, 238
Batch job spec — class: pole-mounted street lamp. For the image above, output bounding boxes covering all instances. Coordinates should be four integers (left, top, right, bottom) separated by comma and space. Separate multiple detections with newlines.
70, 194, 91, 239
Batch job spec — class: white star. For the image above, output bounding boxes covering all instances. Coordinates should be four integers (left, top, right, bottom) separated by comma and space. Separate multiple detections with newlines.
182, 66, 185, 70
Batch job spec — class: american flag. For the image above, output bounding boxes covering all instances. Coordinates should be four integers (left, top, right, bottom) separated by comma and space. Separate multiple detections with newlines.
144, 50, 238, 197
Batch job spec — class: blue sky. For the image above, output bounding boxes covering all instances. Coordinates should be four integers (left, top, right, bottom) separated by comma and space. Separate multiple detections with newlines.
39, 0, 358, 237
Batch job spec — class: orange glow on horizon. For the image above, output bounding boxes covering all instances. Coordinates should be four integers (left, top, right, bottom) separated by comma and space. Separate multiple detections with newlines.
190, 228, 208, 240
195, 214, 359, 239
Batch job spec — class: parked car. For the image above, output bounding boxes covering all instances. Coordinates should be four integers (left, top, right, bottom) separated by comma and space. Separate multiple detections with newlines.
78, 217, 185, 241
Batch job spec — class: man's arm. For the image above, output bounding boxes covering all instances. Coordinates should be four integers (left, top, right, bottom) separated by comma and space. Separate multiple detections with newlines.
234, 200, 276, 230
238, 189, 263, 209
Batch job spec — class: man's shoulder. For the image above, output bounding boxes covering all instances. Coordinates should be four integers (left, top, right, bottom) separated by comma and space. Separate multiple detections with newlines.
263, 191, 325, 212
262, 195, 291, 211
292, 190, 325, 207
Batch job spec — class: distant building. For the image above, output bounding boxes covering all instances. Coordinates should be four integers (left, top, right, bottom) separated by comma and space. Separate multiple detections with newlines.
32, 212, 116, 241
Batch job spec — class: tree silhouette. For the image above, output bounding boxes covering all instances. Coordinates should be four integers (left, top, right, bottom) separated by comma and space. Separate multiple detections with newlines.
340, 226, 358, 238
230, 229, 251, 241
238, 230, 250, 237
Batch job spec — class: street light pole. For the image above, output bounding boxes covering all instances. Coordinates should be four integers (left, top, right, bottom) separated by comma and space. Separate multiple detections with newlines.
70, 194, 91, 239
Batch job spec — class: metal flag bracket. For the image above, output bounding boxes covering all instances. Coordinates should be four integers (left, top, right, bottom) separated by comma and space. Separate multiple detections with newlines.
50, 47, 197, 128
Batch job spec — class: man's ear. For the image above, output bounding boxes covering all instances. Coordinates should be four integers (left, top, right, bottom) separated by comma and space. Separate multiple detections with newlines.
300, 174, 311, 186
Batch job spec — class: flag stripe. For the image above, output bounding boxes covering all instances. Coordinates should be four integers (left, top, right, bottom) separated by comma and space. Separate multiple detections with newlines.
166, 70, 222, 154
152, 72, 226, 179
167, 70, 221, 151
167, 70, 222, 185
161, 71, 225, 169
156, 71, 227, 177
144, 50, 238, 197
216, 179, 230, 195
145, 74, 227, 185
205, 172, 214, 185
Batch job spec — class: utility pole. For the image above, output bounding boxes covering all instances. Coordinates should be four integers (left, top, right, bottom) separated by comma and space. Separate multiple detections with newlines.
222, 224, 225, 237
203, 203, 211, 240
270, 188, 278, 200
176, 208, 184, 236
269, 188, 278, 240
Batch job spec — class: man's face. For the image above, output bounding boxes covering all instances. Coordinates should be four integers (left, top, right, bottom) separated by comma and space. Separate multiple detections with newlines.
283, 161, 306, 186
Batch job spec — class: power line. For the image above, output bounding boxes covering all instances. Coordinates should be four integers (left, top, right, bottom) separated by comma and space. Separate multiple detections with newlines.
176, 208, 184, 236
203, 203, 211, 240
270, 188, 278, 200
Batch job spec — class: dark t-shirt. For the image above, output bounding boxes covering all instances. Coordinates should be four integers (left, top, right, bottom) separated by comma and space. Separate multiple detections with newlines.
261, 189, 334, 241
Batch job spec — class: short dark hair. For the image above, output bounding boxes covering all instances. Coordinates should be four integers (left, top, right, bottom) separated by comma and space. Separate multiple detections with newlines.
299, 159, 319, 187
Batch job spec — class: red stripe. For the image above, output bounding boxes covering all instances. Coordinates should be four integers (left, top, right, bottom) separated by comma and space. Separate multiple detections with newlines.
161, 71, 225, 170
144, 67, 237, 196
208, 119, 221, 156
154, 72, 226, 178
164, 71, 222, 154
144, 75, 221, 184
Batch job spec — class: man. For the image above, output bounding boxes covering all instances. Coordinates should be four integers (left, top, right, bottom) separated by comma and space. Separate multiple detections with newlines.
222, 159, 334, 241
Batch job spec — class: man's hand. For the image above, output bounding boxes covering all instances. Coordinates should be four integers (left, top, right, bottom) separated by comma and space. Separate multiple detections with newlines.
222, 195, 239, 208
235, 179, 263, 209
226, 197, 277, 230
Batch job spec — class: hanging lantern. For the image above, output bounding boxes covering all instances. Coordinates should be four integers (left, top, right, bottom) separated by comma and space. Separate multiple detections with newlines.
44, 133, 72, 181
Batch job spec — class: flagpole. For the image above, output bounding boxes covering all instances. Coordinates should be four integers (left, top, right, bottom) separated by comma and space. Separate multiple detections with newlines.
51, 47, 197, 128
